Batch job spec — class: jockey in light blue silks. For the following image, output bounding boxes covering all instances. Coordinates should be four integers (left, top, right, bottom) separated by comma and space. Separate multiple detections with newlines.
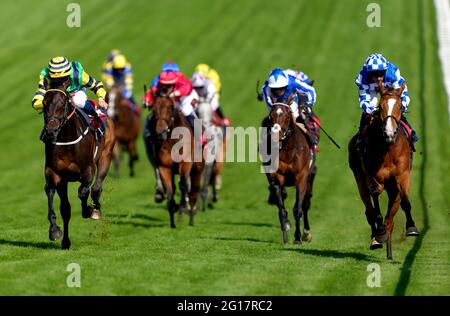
355, 53, 419, 148
261, 68, 320, 152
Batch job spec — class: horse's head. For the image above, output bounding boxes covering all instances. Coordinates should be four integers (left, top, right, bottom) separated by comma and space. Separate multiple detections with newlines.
377, 79, 404, 144
152, 93, 176, 140
269, 103, 293, 141
106, 85, 123, 117
196, 101, 213, 128
42, 78, 71, 141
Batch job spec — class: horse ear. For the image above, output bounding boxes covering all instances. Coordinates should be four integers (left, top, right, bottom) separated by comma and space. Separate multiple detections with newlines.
62, 78, 70, 90
43, 77, 50, 90
398, 83, 406, 95
377, 78, 385, 95
287, 93, 294, 105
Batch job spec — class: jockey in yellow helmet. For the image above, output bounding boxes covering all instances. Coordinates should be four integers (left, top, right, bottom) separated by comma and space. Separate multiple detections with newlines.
102, 51, 138, 113
32, 56, 108, 133
194, 63, 229, 126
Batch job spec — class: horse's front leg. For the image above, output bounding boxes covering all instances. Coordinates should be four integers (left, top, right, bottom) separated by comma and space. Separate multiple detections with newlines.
383, 183, 402, 260
79, 167, 94, 219
56, 181, 71, 250
271, 176, 290, 244
397, 174, 420, 236
45, 170, 62, 241
293, 173, 308, 244
160, 166, 176, 228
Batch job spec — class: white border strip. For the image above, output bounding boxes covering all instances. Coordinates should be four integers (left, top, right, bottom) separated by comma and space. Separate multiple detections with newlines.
434, 0, 450, 123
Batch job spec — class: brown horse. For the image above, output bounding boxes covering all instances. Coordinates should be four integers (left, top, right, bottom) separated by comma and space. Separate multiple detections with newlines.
144, 91, 203, 227
106, 86, 140, 177
262, 102, 316, 244
42, 80, 115, 249
348, 80, 419, 259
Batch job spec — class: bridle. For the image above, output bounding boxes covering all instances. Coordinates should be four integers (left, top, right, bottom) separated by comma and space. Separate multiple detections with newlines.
379, 93, 401, 126
45, 89, 76, 133
154, 96, 176, 137
270, 103, 294, 146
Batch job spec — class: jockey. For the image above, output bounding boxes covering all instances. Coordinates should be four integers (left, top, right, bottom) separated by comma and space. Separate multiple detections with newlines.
102, 51, 139, 114
32, 56, 108, 132
262, 68, 320, 152
191, 72, 230, 127
285, 68, 315, 86
355, 53, 419, 148
194, 64, 222, 96
150, 61, 180, 88
143, 69, 199, 129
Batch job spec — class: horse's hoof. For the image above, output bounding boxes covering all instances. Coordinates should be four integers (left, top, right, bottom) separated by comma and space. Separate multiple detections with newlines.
293, 239, 301, 245
90, 209, 101, 220
302, 230, 312, 243
82, 205, 93, 219
406, 226, 420, 237
49, 226, 62, 241
370, 238, 383, 250
61, 238, 71, 250
282, 231, 289, 244
375, 229, 388, 243
154, 192, 165, 203
282, 220, 291, 232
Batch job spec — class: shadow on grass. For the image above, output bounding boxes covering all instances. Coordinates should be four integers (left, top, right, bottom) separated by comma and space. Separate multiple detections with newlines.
220, 221, 277, 228
394, 0, 430, 295
109, 220, 167, 229
107, 213, 162, 222
283, 248, 379, 262
200, 236, 278, 245
0, 239, 60, 250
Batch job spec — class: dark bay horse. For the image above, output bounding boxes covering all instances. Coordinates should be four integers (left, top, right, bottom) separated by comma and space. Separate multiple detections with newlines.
262, 102, 316, 244
348, 80, 419, 259
42, 80, 115, 249
107, 86, 140, 177
144, 92, 203, 227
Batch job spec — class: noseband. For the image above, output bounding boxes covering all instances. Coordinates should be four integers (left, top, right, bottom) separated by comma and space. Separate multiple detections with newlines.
271, 103, 293, 144
45, 89, 76, 138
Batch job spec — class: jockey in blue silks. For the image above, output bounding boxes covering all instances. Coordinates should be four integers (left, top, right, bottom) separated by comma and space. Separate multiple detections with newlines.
355, 53, 419, 148
261, 68, 320, 152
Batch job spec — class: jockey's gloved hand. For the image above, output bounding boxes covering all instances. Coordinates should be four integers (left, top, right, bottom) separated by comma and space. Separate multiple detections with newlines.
257, 93, 264, 101
304, 103, 313, 115
98, 98, 109, 110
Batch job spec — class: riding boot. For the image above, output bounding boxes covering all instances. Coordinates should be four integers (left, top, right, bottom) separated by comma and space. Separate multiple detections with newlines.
356, 112, 371, 152
81, 101, 105, 140
186, 113, 196, 131
129, 96, 141, 116
400, 114, 419, 143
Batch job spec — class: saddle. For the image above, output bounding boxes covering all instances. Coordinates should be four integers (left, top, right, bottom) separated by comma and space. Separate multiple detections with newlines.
399, 120, 416, 152
77, 101, 108, 143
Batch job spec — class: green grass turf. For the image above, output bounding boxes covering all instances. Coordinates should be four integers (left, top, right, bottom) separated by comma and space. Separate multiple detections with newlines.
0, 0, 448, 295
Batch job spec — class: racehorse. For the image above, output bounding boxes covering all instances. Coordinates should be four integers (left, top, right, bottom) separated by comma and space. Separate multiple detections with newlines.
348, 80, 419, 259
106, 85, 140, 177
42, 79, 115, 249
262, 101, 316, 244
195, 100, 224, 211
144, 90, 203, 227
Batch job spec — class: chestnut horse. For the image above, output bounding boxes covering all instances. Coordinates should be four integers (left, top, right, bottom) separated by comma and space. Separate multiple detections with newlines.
262, 103, 316, 244
42, 80, 115, 249
107, 86, 140, 177
348, 80, 419, 259
144, 91, 202, 227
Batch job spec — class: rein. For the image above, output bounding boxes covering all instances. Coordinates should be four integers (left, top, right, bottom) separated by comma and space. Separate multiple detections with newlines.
45, 89, 91, 146
270, 103, 294, 147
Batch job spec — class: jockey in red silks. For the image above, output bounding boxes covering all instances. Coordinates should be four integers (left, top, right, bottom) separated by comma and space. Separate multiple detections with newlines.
143, 69, 199, 129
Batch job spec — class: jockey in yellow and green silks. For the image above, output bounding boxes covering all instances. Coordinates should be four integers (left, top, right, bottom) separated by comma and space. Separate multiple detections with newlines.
32, 56, 108, 123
